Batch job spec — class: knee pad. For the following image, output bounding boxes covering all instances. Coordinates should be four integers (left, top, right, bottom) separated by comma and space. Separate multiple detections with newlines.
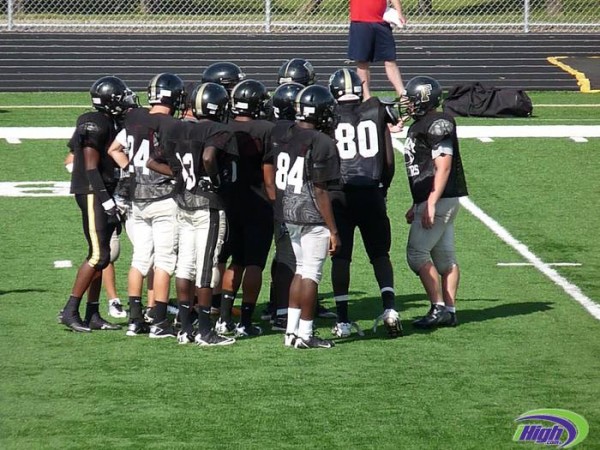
432, 252, 457, 276
406, 246, 431, 274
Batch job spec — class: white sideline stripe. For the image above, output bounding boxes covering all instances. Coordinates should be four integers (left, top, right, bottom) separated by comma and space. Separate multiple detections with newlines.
460, 197, 600, 320
497, 262, 582, 267
1, 125, 599, 141
0, 181, 70, 197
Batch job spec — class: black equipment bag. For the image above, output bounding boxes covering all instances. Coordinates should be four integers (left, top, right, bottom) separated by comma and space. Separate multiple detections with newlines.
442, 82, 533, 118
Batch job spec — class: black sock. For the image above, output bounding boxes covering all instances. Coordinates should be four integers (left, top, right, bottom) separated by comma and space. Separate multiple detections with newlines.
63, 295, 82, 315
178, 300, 193, 334
241, 302, 256, 327
153, 301, 168, 323
128, 296, 143, 321
382, 290, 396, 310
335, 300, 349, 323
198, 307, 212, 335
220, 291, 235, 323
211, 294, 221, 310
84, 301, 99, 323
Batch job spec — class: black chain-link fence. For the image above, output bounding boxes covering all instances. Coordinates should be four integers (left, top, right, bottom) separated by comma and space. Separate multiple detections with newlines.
2, 0, 599, 33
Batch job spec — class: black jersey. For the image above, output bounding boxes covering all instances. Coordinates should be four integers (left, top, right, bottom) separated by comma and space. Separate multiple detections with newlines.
266, 124, 339, 225
117, 107, 178, 202
332, 97, 390, 187
403, 111, 468, 204
69, 111, 119, 195
264, 120, 295, 221
228, 119, 275, 203
161, 120, 237, 211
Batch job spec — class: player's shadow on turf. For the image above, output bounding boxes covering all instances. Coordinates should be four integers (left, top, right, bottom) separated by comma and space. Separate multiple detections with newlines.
454, 301, 553, 325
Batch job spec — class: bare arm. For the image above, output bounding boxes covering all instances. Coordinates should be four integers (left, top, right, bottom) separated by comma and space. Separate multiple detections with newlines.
390, 0, 406, 24
263, 163, 276, 202
146, 157, 173, 177
314, 182, 340, 255
202, 146, 221, 187
107, 140, 129, 169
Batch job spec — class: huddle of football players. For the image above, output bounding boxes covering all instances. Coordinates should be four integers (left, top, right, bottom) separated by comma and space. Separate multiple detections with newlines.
59, 57, 468, 349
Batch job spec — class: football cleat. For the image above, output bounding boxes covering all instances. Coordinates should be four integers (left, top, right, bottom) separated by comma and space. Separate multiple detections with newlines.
294, 335, 335, 349
143, 307, 155, 324
215, 318, 236, 335
373, 309, 403, 338
331, 321, 364, 338
108, 299, 127, 319
413, 305, 456, 329
87, 313, 121, 330
126, 320, 150, 336
177, 330, 196, 345
412, 304, 436, 327
284, 333, 297, 347
234, 323, 263, 338
60, 311, 91, 333
149, 319, 176, 339
195, 330, 236, 346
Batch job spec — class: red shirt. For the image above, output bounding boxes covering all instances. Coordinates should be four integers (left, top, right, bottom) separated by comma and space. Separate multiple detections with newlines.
350, 0, 387, 22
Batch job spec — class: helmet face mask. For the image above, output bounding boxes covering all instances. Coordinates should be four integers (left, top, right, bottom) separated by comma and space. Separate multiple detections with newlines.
191, 82, 229, 122
202, 62, 246, 94
328, 68, 363, 103
90, 76, 138, 116
401, 76, 443, 119
295, 85, 336, 132
272, 82, 304, 121
230, 79, 269, 119
277, 58, 316, 86
147, 72, 186, 114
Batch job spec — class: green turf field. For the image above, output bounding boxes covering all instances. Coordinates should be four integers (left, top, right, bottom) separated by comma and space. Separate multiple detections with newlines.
0, 91, 599, 449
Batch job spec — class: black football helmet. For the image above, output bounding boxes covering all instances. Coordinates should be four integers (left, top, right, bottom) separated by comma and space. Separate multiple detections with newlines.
328, 68, 363, 103
191, 82, 229, 122
202, 62, 246, 94
401, 76, 443, 119
147, 72, 186, 114
295, 85, 336, 132
272, 82, 304, 121
90, 76, 137, 116
277, 58, 316, 86
230, 79, 269, 119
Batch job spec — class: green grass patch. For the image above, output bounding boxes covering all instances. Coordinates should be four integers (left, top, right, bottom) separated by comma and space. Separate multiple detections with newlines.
0, 93, 599, 449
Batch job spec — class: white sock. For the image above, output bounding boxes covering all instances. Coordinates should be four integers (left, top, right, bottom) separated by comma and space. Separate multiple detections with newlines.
445, 306, 456, 313
108, 298, 120, 303
298, 319, 313, 340
286, 308, 301, 335
434, 301, 445, 306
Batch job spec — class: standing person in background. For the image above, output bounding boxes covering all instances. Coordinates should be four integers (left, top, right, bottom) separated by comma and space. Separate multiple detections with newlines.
347, 0, 406, 101
401, 76, 468, 329
59, 76, 136, 332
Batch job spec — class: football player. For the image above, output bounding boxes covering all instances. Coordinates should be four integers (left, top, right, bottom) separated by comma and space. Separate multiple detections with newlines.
201, 61, 246, 96
401, 76, 468, 329
108, 72, 185, 338
264, 84, 340, 349
147, 82, 238, 346
262, 82, 305, 331
215, 79, 275, 338
59, 76, 136, 332
327, 68, 402, 339
64, 151, 127, 319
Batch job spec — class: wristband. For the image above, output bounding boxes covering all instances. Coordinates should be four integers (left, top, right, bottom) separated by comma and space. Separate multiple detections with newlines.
65, 163, 74, 173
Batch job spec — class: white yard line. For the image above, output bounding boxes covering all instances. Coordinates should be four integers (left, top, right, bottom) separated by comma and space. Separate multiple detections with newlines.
497, 262, 582, 267
460, 197, 600, 320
